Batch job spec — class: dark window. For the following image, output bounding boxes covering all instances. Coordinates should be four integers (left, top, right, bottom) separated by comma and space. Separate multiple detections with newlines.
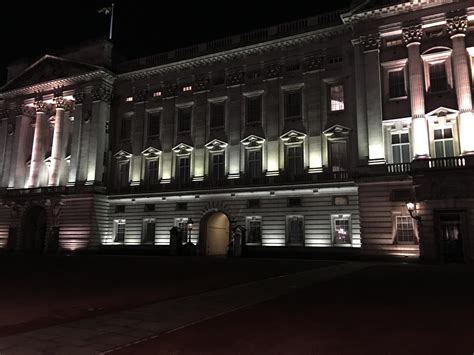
388, 70, 406, 98
333, 217, 351, 245
390, 189, 412, 202
429, 63, 448, 93
146, 160, 159, 185
144, 204, 155, 212
114, 220, 125, 243
142, 220, 156, 244
178, 107, 192, 133
391, 133, 410, 163
177, 156, 190, 182
176, 202, 188, 211
434, 128, 454, 158
213, 76, 225, 86
115, 205, 125, 213
211, 153, 225, 180
210, 102, 225, 129
120, 118, 131, 141
330, 141, 348, 172
285, 90, 302, 119
286, 146, 304, 175
147, 112, 161, 137
247, 150, 262, 178
247, 219, 262, 244
288, 197, 302, 207
246, 96, 262, 124
247, 199, 260, 209
287, 216, 304, 245
119, 163, 129, 187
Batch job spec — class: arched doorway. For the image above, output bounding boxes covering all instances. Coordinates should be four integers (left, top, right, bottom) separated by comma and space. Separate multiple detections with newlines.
21, 206, 47, 252
200, 211, 230, 256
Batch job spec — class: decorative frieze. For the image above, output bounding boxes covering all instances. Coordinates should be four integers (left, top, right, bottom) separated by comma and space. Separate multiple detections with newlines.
163, 82, 178, 98
73, 91, 85, 104
304, 55, 324, 72
264, 63, 282, 79
195, 75, 210, 91
446, 15, 468, 37
402, 25, 423, 45
360, 33, 381, 51
91, 85, 112, 103
226, 69, 244, 86
133, 89, 148, 103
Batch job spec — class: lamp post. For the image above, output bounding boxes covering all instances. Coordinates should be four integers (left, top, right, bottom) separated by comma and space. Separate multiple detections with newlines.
406, 202, 421, 221
186, 217, 193, 244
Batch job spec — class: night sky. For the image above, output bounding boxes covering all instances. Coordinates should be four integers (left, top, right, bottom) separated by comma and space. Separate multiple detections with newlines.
0, 1, 352, 85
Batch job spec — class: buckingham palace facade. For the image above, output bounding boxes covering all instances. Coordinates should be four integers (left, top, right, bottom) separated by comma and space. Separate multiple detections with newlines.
1, 0, 474, 262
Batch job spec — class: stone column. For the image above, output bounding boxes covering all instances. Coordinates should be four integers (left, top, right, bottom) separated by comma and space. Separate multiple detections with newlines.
447, 15, 474, 155
48, 97, 70, 186
403, 25, 430, 159
27, 101, 49, 187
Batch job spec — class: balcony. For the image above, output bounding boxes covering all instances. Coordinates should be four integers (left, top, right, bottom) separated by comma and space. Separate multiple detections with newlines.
384, 156, 473, 176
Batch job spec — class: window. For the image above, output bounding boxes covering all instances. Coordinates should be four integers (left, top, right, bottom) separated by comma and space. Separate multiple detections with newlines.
429, 62, 448, 93
284, 90, 302, 119
246, 217, 262, 245
177, 156, 190, 182
115, 205, 125, 213
125, 96, 133, 102
142, 219, 156, 244
330, 141, 348, 172
391, 132, 410, 163
147, 112, 161, 137
333, 196, 348, 206
388, 70, 406, 98
182, 85, 192, 92
332, 215, 351, 245
286, 146, 304, 175
176, 202, 188, 211
178, 107, 192, 133
288, 197, 302, 207
144, 204, 155, 212
120, 117, 131, 141
210, 153, 225, 180
118, 162, 129, 188
153, 91, 162, 97
174, 217, 189, 244
329, 84, 344, 112
434, 128, 454, 158
146, 159, 159, 185
246, 96, 262, 124
113, 219, 126, 243
286, 216, 304, 246
247, 199, 260, 209
210, 102, 225, 129
396, 216, 416, 244
247, 150, 262, 178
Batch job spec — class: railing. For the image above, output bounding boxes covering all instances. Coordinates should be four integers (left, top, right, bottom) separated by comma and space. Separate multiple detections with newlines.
428, 157, 465, 169
387, 163, 412, 173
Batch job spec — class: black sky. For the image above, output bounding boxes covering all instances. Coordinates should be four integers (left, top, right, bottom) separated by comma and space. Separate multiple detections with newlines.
0, 0, 352, 84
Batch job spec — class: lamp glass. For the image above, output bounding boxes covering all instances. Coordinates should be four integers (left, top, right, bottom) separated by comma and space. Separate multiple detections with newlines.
406, 202, 415, 211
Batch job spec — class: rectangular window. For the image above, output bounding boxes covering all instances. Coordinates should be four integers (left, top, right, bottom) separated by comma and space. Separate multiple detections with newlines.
246, 96, 262, 124
147, 112, 161, 137
330, 141, 348, 172
247, 149, 262, 178
246, 217, 262, 245
284, 90, 302, 119
288, 197, 302, 207
329, 84, 344, 112
210, 102, 225, 129
211, 153, 225, 180
146, 160, 159, 185
391, 132, 410, 163
287, 146, 304, 175
178, 107, 192, 133
177, 156, 190, 182
247, 199, 260, 209
176, 202, 188, 211
142, 219, 156, 244
113, 219, 126, 243
396, 216, 416, 244
332, 215, 351, 245
434, 128, 454, 158
119, 163, 129, 188
115, 205, 125, 213
333, 196, 349, 206
286, 216, 304, 246
388, 70, 406, 98
144, 204, 155, 212
120, 118, 131, 141
174, 217, 189, 244
429, 62, 448, 93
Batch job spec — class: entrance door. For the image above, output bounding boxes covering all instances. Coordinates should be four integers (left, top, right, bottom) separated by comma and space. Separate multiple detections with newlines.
439, 212, 464, 263
205, 212, 230, 256
21, 206, 47, 252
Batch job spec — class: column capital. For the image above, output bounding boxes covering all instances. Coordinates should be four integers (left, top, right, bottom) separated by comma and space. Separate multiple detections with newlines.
446, 15, 468, 37
91, 85, 112, 103
54, 96, 74, 111
34, 100, 50, 114
359, 33, 381, 52
402, 25, 423, 46
73, 91, 85, 104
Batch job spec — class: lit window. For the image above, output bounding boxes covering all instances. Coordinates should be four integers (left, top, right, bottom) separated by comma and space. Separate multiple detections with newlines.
247, 149, 262, 179
286, 146, 304, 175
113, 219, 126, 243
246, 96, 262, 123
182, 85, 192, 92
391, 132, 410, 163
286, 215, 304, 246
246, 217, 262, 245
333, 196, 348, 206
125, 96, 133, 102
210, 102, 225, 129
388, 70, 406, 98
386, 39, 402, 47
429, 62, 448, 93
178, 107, 192, 133
153, 91, 162, 97
332, 215, 351, 245
284, 90, 302, 119
147, 112, 161, 137
210, 153, 225, 180
329, 84, 344, 111
142, 219, 156, 244
396, 216, 416, 244
434, 128, 454, 158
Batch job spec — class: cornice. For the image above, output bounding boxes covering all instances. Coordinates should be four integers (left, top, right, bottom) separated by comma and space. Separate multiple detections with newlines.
118, 26, 348, 81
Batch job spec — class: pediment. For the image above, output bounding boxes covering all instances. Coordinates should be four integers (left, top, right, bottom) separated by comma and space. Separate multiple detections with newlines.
172, 143, 194, 155
205, 139, 228, 151
323, 124, 351, 139
426, 107, 459, 118
280, 129, 306, 144
241, 134, 265, 148
1, 55, 102, 92
141, 146, 162, 157
113, 150, 133, 160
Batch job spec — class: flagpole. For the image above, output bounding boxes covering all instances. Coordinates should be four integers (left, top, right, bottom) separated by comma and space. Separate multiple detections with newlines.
109, 3, 115, 40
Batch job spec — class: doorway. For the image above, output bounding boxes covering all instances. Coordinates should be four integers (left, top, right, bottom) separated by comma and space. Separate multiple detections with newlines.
437, 211, 465, 263
21, 206, 47, 252
200, 212, 230, 256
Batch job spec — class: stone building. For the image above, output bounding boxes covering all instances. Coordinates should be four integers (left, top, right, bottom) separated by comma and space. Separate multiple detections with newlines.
0, 0, 473, 262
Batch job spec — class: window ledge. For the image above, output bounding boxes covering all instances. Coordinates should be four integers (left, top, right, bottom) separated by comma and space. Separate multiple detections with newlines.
388, 96, 408, 101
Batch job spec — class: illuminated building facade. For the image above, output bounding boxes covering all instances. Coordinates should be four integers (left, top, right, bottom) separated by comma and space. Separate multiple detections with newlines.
0, 0, 473, 262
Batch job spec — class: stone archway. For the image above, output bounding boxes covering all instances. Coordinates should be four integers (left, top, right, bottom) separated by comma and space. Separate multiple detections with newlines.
21, 206, 47, 252
199, 211, 230, 256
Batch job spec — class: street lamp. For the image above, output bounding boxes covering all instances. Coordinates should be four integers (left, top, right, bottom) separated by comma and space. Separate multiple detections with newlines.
187, 217, 193, 244
406, 202, 421, 221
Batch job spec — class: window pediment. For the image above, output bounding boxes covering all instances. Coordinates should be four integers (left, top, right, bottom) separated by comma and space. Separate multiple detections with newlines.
241, 134, 265, 149
114, 149, 133, 161
280, 130, 306, 145
323, 124, 351, 141
425, 107, 459, 118
205, 139, 227, 152
172, 143, 193, 156
141, 146, 162, 157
